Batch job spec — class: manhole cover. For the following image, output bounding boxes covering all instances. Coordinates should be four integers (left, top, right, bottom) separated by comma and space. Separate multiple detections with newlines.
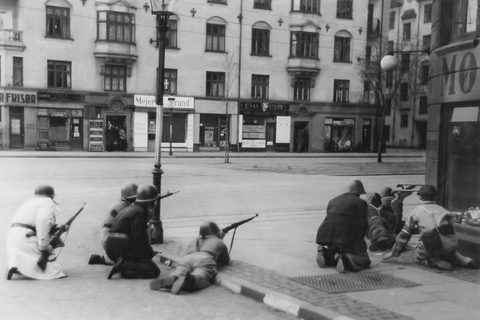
290, 271, 420, 293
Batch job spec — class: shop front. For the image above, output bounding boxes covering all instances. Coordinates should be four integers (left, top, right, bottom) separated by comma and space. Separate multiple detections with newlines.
239, 102, 290, 152
133, 95, 194, 152
324, 118, 355, 152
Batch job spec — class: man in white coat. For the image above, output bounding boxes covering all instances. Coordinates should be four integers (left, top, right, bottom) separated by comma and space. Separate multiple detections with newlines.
6, 185, 67, 280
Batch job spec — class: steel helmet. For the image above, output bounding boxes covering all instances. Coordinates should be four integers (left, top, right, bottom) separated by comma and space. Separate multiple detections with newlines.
346, 179, 366, 195
34, 185, 55, 198
379, 187, 393, 198
121, 182, 138, 200
199, 221, 221, 237
135, 184, 160, 203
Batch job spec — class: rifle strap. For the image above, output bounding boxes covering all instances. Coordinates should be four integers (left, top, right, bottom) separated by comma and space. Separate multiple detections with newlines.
228, 227, 238, 255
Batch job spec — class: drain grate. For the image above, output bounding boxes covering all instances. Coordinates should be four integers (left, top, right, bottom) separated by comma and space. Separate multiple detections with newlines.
290, 271, 420, 293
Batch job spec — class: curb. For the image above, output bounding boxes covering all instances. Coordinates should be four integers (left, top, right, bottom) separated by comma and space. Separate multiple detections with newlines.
158, 253, 352, 320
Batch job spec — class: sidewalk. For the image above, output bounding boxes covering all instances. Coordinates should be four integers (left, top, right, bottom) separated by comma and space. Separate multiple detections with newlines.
153, 233, 480, 320
0, 148, 425, 159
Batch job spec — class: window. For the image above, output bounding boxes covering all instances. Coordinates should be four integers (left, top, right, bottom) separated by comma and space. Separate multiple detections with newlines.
252, 28, 270, 56
290, 31, 319, 58
97, 11, 135, 43
421, 64, 429, 85
251, 74, 269, 99
164, 69, 177, 95
337, 0, 352, 19
401, 53, 410, 71
166, 20, 178, 48
400, 83, 409, 101
46, 6, 70, 39
424, 4, 432, 23
333, 80, 349, 102
334, 36, 351, 62
13, 57, 23, 87
387, 41, 394, 54
206, 24, 226, 52
423, 34, 431, 52
403, 23, 411, 41
419, 96, 428, 114
254, 0, 271, 10
385, 98, 391, 116
293, 77, 311, 101
206, 72, 225, 97
293, 0, 320, 13
400, 114, 408, 128
363, 81, 370, 102
389, 11, 395, 29
386, 71, 393, 88
208, 0, 227, 3
104, 65, 126, 92
48, 60, 71, 89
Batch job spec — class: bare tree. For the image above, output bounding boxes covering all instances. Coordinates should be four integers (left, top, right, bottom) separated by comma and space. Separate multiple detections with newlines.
221, 53, 239, 163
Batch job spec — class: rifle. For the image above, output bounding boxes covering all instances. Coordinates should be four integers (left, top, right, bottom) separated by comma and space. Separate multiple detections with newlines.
160, 190, 179, 200
222, 214, 258, 254
394, 184, 423, 194
37, 202, 86, 270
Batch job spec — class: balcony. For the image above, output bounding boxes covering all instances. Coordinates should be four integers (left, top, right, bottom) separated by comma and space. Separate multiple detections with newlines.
286, 57, 321, 77
94, 41, 138, 65
0, 29, 25, 52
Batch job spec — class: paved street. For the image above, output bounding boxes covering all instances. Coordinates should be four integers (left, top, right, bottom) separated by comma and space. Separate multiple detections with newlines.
1, 151, 479, 320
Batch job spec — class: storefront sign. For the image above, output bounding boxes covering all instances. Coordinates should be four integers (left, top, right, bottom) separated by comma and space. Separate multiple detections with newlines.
134, 95, 195, 109
240, 102, 289, 116
242, 139, 266, 148
37, 91, 84, 102
0, 90, 37, 106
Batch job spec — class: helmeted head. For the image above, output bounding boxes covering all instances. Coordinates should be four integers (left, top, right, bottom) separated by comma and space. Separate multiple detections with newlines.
365, 192, 382, 207
121, 182, 138, 200
346, 179, 366, 195
417, 184, 436, 201
135, 184, 160, 203
199, 221, 222, 238
34, 185, 55, 199
379, 187, 393, 198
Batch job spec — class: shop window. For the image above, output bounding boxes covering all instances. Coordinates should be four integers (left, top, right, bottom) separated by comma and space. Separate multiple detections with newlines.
13, 57, 23, 87
254, 0, 271, 10
337, 0, 352, 19
334, 36, 351, 62
293, 77, 311, 101
424, 4, 432, 23
293, 0, 320, 13
389, 11, 395, 29
251, 74, 269, 99
419, 96, 428, 114
290, 31, 319, 58
49, 117, 68, 142
164, 69, 177, 95
333, 79, 349, 102
97, 11, 135, 43
400, 83, 409, 101
403, 23, 411, 41
400, 114, 408, 128
206, 23, 226, 52
104, 65, 126, 92
451, 0, 477, 38
206, 71, 225, 97
252, 28, 270, 56
48, 60, 71, 89
46, 6, 70, 39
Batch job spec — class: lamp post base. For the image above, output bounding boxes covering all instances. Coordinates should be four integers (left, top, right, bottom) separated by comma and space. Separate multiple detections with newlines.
150, 165, 164, 244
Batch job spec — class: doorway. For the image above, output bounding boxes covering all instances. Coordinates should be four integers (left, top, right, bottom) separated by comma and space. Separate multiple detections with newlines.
293, 121, 309, 152
266, 122, 276, 152
106, 115, 128, 151
10, 107, 24, 149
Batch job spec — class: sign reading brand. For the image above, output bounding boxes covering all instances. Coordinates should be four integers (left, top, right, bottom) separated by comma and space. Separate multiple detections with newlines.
0, 91, 37, 105
134, 95, 194, 109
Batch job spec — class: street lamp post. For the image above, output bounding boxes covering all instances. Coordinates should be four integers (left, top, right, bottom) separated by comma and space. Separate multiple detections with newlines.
149, 0, 172, 244
168, 96, 175, 156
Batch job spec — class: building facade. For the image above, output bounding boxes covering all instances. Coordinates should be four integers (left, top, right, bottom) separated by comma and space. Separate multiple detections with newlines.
427, 0, 480, 211
1, 0, 388, 153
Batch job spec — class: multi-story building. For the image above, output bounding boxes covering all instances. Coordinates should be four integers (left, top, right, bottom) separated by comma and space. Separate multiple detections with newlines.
383, 0, 432, 149
0, 0, 388, 153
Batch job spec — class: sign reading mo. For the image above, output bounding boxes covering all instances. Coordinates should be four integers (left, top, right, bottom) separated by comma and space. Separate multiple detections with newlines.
430, 50, 479, 102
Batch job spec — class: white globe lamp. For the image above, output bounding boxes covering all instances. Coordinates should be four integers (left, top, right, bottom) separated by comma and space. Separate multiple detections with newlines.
380, 55, 399, 72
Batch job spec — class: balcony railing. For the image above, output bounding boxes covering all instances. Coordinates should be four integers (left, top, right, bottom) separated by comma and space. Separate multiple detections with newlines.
0, 29, 25, 51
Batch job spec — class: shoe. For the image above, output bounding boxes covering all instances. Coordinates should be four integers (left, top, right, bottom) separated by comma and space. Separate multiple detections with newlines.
150, 276, 176, 291
467, 259, 480, 269
88, 254, 107, 265
107, 257, 124, 279
6, 267, 18, 280
432, 259, 453, 271
335, 254, 346, 273
316, 251, 326, 268
368, 238, 393, 252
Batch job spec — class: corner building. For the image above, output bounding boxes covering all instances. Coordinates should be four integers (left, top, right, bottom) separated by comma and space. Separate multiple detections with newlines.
0, 0, 387, 153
